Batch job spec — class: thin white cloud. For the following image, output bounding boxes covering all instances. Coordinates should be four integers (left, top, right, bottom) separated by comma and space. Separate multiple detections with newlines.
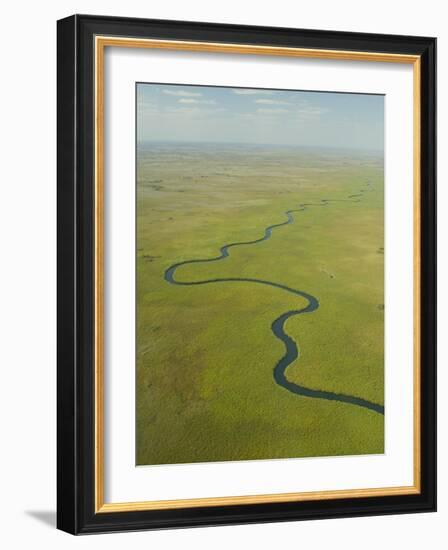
296, 106, 328, 118
255, 98, 291, 105
166, 106, 226, 116
178, 98, 217, 105
163, 89, 202, 97
256, 107, 290, 114
232, 89, 274, 96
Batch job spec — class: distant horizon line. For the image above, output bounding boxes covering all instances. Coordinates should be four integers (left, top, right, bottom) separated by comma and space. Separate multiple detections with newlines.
137, 139, 384, 154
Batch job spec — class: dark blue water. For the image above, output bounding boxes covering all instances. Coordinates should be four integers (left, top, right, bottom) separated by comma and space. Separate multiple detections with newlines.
164, 182, 384, 416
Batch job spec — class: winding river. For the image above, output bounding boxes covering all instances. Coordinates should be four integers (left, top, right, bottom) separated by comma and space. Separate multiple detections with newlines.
164, 182, 384, 416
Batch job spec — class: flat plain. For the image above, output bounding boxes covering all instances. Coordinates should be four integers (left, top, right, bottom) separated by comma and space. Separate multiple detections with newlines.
136, 142, 384, 466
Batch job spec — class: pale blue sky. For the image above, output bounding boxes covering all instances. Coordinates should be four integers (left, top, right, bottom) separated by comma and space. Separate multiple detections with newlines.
137, 83, 384, 151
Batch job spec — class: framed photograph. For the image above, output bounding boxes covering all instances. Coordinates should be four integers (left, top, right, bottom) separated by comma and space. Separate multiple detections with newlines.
57, 14, 436, 534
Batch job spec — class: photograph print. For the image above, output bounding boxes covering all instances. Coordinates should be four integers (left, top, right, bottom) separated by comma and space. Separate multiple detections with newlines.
135, 82, 385, 466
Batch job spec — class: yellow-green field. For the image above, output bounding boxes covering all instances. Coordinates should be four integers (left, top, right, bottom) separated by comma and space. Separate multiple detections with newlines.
136, 143, 384, 465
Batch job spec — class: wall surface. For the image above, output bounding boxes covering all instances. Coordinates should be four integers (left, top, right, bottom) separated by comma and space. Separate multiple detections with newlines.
0, 1, 443, 548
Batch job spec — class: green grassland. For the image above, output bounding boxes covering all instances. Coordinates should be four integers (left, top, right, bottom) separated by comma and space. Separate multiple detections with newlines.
136, 143, 384, 465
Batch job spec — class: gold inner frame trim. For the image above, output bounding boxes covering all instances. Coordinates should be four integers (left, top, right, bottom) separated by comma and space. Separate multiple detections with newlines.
94, 35, 421, 513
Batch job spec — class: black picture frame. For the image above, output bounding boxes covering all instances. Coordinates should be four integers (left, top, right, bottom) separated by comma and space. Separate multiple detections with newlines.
57, 14, 436, 534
